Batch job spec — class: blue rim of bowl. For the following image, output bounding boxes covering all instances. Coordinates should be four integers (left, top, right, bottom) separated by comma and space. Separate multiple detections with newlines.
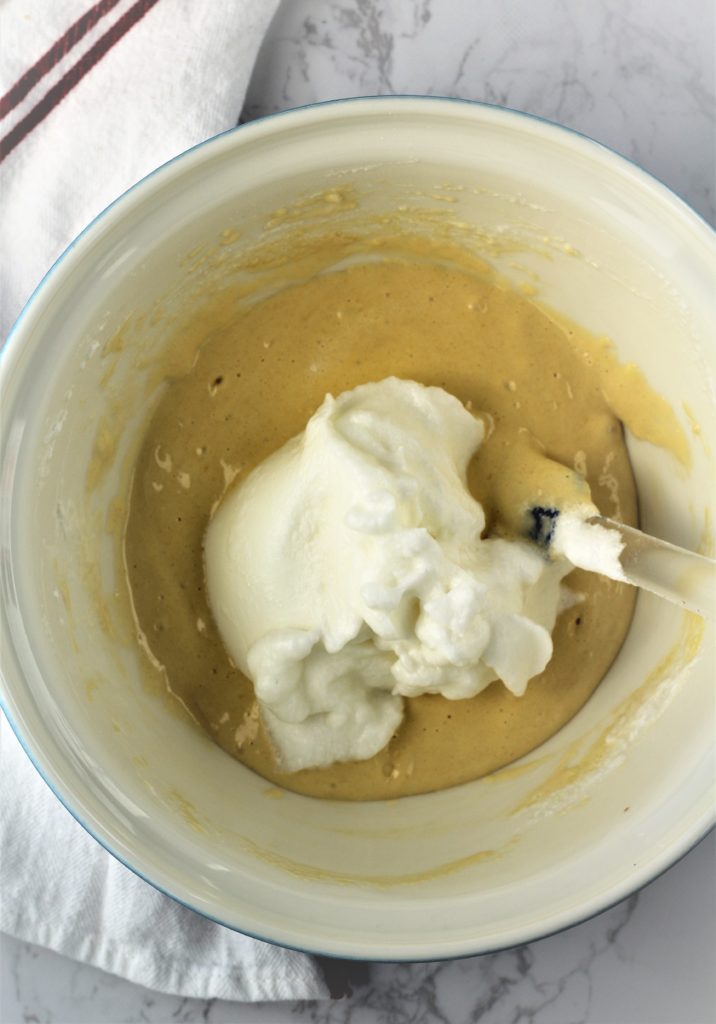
1, 95, 714, 964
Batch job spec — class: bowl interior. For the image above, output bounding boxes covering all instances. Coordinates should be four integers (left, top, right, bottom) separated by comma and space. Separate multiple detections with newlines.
1, 99, 714, 959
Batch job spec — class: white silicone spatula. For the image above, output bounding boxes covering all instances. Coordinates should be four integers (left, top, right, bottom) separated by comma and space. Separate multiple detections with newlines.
549, 511, 716, 619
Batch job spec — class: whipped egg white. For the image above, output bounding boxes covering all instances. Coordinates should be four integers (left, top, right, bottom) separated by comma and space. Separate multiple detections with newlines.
204, 378, 573, 772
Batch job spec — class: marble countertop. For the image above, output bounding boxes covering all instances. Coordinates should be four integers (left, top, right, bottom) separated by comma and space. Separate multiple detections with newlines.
2, 1, 714, 1022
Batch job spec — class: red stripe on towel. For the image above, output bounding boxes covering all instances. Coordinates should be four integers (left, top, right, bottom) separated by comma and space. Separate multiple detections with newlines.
0, 0, 162, 163
0, 0, 124, 119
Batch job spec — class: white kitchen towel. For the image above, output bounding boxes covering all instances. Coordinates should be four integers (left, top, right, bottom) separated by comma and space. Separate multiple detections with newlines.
0, 0, 278, 338
0, 722, 329, 1001
0, 0, 330, 1002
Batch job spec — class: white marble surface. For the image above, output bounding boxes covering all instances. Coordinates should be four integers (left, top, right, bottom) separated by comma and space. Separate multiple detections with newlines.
2, 1, 715, 1022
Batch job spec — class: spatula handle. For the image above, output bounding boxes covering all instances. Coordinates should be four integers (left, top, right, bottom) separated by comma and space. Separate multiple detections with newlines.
590, 516, 716, 619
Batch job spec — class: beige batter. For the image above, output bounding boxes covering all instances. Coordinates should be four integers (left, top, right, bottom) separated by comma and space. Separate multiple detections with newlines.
125, 256, 644, 800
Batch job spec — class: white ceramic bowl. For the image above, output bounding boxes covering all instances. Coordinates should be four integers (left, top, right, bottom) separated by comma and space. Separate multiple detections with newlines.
1, 98, 714, 960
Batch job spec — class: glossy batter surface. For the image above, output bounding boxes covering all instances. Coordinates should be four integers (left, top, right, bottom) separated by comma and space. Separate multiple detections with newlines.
125, 258, 639, 799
